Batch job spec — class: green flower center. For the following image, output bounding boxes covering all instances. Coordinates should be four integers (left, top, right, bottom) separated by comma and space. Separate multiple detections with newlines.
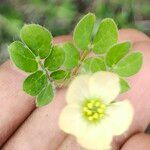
82, 99, 106, 122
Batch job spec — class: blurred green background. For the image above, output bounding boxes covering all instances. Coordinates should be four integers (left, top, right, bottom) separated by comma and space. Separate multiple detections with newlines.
0, 0, 150, 64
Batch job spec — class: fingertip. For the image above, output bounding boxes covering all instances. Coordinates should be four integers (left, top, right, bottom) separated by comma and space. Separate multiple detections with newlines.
121, 133, 150, 150
52, 35, 72, 45
119, 28, 150, 44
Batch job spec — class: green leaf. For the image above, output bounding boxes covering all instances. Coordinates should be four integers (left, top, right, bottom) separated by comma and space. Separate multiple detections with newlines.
44, 45, 65, 71
36, 83, 54, 107
93, 18, 118, 54
82, 57, 106, 73
20, 24, 52, 58
23, 70, 47, 96
62, 43, 80, 70
120, 78, 130, 93
8, 41, 38, 73
73, 13, 95, 50
50, 70, 70, 80
106, 42, 131, 67
113, 52, 143, 77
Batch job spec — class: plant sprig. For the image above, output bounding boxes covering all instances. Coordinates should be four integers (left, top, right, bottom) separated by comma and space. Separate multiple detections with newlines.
8, 13, 143, 107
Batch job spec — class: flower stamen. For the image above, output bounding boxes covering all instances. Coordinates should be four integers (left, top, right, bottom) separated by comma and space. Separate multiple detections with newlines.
83, 99, 106, 122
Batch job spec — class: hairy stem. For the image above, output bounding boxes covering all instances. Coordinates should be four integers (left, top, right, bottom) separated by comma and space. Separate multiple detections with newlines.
58, 50, 90, 88
37, 58, 52, 83
72, 50, 90, 76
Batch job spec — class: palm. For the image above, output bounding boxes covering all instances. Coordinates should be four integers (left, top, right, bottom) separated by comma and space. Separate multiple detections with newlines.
0, 30, 150, 150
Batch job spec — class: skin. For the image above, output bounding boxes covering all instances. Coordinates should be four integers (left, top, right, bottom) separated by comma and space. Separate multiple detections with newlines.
0, 29, 150, 150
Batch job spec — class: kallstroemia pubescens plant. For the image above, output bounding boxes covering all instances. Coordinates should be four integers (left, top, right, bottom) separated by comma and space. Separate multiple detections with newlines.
8, 13, 143, 107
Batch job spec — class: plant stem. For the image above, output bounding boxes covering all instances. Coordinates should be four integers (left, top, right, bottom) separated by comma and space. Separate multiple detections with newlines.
72, 50, 90, 77
37, 49, 90, 88
58, 50, 90, 88
37, 58, 52, 83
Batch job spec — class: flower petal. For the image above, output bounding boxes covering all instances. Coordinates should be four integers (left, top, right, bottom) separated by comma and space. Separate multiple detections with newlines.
59, 105, 88, 137
66, 74, 91, 104
77, 120, 113, 150
89, 71, 120, 104
106, 100, 133, 136
76, 100, 133, 150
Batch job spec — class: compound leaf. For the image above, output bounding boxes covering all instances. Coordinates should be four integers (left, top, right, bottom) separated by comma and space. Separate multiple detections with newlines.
62, 43, 80, 70
36, 83, 54, 107
23, 70, 47, 96
82, 57, 106, 73
120, 78, 130, 93
50, 70, 70, 80
21, 24, 52, 58
8, 41, 38, 73
93, 18, 118, 54
73, 13, 95, 50
113, 52, 143, 77
44, 45, 65, 71
106, 42, 131, 67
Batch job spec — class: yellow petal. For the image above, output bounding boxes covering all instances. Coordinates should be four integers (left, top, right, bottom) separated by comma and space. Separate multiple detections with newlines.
89, 71, 120, 104
59, 105, 87, 137
66, 74, 91, 105
106, 100, 133, 135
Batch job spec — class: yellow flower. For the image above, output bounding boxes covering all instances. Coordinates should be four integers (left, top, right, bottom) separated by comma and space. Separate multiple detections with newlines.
59, 71, 133, 150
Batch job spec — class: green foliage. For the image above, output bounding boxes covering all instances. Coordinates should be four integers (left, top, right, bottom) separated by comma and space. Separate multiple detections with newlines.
44, 45, 65, 71
120, 78, 130, 93
73, 13, 95, 50
21, 24, 52, 58
62, 43, 80, 70
113, 52, 143, 77
37, 83, 54, 107
1, 0, 149, 65
106, 42, 131, 67
23, 71, 47, 96
8, 13, 143, 107
93, 18, 118, 54
8, 41, 38, 73
82, 57, 106, 73
50, 70, 70, 80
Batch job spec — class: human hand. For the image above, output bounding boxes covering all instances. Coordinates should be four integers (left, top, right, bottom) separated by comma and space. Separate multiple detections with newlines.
0, 29, 150, 150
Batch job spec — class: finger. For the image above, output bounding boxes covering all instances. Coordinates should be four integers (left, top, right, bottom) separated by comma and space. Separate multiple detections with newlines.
52, 35, 72, 44
0, 61, 35, 147
2, 89, 67, 150
121, 133, 150, 150
58, 136, 83, 150
0, 35, 72, 147
119, 28, 150, 44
